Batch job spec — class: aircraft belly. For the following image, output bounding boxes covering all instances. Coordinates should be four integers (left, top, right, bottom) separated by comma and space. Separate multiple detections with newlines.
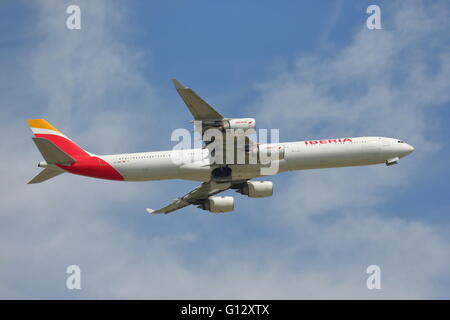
228, 160, 289, 180
114, 159, 181, 181
178, 161, 211, 181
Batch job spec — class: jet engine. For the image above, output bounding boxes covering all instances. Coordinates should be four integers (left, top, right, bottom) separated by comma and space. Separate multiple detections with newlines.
201, 118, 256, 133
238, 181, 273, 198
200, 196, 234, 213
223, 118, 256, 131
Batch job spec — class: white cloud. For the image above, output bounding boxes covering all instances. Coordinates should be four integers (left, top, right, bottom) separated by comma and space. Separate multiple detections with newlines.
0, 0, 449, 299
0, 0, 173, 298
250, 0, 450, 298
254, 2, 450, 150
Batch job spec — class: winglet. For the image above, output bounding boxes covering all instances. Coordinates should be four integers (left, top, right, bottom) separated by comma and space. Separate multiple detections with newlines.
172, 79, 187, 90
146, 208, 166, 214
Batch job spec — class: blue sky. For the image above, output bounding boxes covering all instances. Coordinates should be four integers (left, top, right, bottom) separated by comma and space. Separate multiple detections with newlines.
0, 0, 449, 298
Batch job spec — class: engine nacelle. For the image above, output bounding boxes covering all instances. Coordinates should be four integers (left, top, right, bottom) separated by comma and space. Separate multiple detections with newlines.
201, 196, 234, 213
238, 181, 273, 198
223, 118, 256, 131
200, 118, 256, 136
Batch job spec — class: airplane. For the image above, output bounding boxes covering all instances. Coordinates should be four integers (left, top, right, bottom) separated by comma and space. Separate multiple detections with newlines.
27, 79, 415, 214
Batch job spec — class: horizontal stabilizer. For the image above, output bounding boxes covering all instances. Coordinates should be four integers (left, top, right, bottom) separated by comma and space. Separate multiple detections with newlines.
28, 168, 64, 184
32, 137, 75, 164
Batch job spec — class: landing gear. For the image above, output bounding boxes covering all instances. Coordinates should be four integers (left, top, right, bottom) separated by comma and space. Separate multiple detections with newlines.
211, 166, 232, 181
385, 157, 399, 166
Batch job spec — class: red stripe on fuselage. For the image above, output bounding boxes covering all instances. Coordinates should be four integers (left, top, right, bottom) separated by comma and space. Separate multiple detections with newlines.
58, 156, 124, 181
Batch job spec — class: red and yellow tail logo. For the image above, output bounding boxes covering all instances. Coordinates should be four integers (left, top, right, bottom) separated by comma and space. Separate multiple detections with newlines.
27, 119, 89, 158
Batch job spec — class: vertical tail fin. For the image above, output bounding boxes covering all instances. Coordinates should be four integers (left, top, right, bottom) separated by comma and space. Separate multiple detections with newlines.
27, 119, 90, 158
27, 119, 123, 182
31, 137, 75, 164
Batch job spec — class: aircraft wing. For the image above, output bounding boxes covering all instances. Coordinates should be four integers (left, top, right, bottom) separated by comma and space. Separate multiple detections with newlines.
172, 79, 224, 120
146, 181, 231, 214
172, 79, 257, 163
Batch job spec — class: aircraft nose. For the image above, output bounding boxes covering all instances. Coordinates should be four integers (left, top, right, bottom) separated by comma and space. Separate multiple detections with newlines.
393, 140, 415, 158
402, 143, 415, 156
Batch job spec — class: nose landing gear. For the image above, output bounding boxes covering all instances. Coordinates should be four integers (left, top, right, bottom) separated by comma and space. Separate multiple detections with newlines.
385, 157, 399, 166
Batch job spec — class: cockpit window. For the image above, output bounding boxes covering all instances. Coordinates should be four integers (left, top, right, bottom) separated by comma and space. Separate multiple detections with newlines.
397, 140, 404, 143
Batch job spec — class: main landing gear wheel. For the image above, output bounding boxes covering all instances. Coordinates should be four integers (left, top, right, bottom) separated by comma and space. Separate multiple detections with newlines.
211, 167, 232, 180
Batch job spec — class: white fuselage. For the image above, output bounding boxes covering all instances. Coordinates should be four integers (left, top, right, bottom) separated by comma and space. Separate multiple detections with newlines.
97, 136, 414, 182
